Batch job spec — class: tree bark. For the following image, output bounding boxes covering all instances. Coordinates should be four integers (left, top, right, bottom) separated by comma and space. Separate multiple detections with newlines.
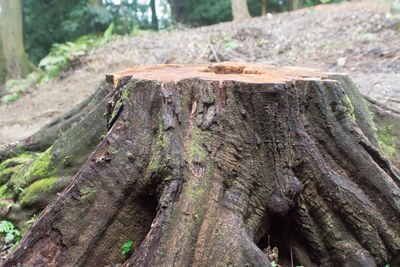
0, 81, 112, 232
287, 0, 303, 11
231, 0, 251, 21
262, 0, 267, 16
150, 0, 159, 31
0, 0, 33, 84
168, 0, 188, 25
4, 63, 400, 266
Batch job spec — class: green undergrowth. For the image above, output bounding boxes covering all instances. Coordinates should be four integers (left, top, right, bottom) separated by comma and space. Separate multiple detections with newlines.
39, 22, 113, 79
2, 23, 115, 104
0, 220, 21, 244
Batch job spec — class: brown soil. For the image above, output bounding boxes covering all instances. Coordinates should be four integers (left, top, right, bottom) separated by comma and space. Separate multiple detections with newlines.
0, 0, 399, 145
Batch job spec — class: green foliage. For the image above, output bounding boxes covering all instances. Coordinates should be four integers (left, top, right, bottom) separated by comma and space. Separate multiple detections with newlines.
25, 214, 37, 227
2, 72, 46, 104
121, 240, 133, 258
37, 23, 114, 79
105, 0, 154, 35
185, 0, 232, 26
103, 22, 115, 41
23, 0, 113, 64
0, 220, 21, 244
224, 38, 239, 50
1, 93, 22, 105
270, 261, 278, 267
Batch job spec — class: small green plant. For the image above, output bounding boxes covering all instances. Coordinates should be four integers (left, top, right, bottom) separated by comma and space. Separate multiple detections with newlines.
0, 220, 21, 243
1, 23, 115, 105
224, 38, 239, 50
2, 72, 46, 104
270, 261, 278, 267
121, 240, 133, 258
39, 22, 115, 79
1, 92, 22, 104
25, 214, 38, 227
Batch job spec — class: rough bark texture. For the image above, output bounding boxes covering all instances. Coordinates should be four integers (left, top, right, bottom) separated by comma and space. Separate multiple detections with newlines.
231, 0, 251, 21
0, 0, 33, 84
0, 81, 112, 232
5, 63, 400, 266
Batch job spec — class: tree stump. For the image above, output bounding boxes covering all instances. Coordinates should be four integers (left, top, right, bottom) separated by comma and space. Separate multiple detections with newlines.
5, 63, 400, 266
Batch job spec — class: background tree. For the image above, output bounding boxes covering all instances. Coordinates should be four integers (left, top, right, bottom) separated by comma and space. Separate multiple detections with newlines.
168, 0, 188, 25
150, 0, 159, 30
287, 0, 303, 11
180, 0, 282, 27
231, 0, 251, 21
262, 0, 267, 15
0, 0, 33, 84
23, 0, 113, 64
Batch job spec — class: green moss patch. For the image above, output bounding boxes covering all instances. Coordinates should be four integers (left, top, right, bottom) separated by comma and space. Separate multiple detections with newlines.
80, 186, 97, 201
0, 184, 13, 199
0, 153, 36, 170
10, 147, 55, 193
342, 95, 356, 122
19, 177, 57, 207
0, 153, 36, 185
189, 127, 206, 163
377, 125, 397, 159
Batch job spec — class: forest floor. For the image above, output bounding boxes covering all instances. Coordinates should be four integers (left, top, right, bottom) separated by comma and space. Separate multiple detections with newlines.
0, 0, 399, 145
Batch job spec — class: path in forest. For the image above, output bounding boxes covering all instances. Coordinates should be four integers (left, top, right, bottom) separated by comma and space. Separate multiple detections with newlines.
0, 0, 399, 145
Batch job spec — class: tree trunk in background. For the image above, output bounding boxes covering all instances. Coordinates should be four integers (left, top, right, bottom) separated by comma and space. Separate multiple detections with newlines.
168, 0, 188, 25
287, 0, 303, 11
231, 0, 251, 21
4, 63, 400, 266
0, 27, 6, 85
262, 0, 267, 16
0, 0, 33, 84
150, 0, 159, 31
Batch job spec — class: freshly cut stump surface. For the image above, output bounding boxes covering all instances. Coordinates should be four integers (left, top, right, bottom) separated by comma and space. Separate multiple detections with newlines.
6, 63, 400, 267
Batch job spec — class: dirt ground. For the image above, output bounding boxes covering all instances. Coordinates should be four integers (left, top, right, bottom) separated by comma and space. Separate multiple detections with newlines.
0, 0, 399, 145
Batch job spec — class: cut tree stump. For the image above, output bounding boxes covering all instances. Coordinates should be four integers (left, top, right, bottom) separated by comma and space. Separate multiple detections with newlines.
5, 63, 400, 266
